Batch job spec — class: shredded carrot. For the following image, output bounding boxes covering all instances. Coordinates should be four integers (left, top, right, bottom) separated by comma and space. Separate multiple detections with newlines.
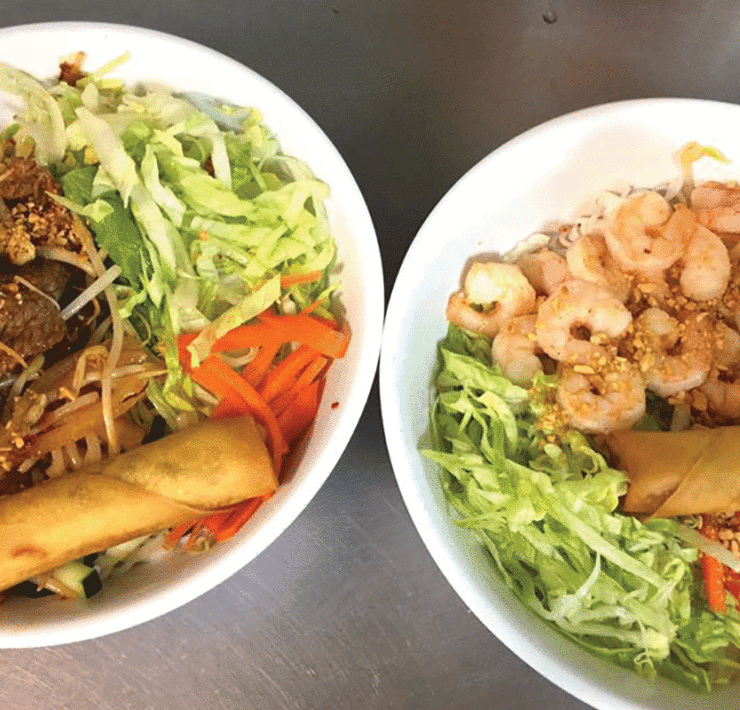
163, 519, 197, 549
241, 340, 282, 387
280, 270, 323, 287
277, 379, 321, 445
294, 354, 329, 390
210, 397, 247, 420
268, 389, 299, 418
186, 354, 288, 473
214, 496, 267, 542
259, 345, 317, 403
258, 312, 349, 358
170, 309, 349, 548
703, 554, 726, 613
701, 523, 727, 613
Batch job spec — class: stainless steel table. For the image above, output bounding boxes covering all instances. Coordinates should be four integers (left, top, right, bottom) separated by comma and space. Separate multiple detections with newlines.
1, 2, 737, 708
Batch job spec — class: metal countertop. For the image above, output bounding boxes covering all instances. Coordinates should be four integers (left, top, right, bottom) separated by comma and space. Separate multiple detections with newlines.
3, 1, 739, 708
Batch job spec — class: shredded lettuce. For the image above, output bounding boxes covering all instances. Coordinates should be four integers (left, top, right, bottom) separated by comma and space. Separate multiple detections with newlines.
0, 63, 66, 164
424, 324, 740, 692
0, 57, 338, 413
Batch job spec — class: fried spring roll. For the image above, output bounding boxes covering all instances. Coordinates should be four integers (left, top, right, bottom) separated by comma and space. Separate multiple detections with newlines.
607, 426, 740, 518
0, 416, 276, 592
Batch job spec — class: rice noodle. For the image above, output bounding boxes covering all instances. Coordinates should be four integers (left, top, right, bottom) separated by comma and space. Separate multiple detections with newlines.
64, 442, 83, 469
60, 265, 121, 321
73, 218, 124, 456
17, 456, 39, 474
47, 448, 65, 478
84, 432, 102, 465
35, 246, 96, 276
89, 316, 112, 345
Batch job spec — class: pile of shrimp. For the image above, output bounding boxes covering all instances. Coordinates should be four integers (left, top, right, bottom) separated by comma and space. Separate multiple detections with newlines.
446, 180, 740, 434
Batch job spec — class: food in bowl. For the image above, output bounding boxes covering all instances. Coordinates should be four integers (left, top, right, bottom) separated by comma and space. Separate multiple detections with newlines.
425, 144, 740, 692
0, 53, 349, 603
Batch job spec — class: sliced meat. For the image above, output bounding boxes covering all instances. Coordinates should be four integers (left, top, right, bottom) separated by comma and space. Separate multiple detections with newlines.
0, 156, 78, 265
0, 260, 71, 377
5, 260, 72, 300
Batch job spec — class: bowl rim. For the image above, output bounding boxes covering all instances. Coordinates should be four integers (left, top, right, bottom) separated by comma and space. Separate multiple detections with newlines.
379, 96, 740, 710
0, 20, 384, 648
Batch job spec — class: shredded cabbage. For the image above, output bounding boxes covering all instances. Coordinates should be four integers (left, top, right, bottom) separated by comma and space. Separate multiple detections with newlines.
424, 324, 740, 692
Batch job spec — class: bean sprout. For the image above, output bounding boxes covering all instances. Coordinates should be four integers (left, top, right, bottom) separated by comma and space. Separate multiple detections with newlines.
35, 246, 96, 276
73, 219, 124, 457
0, 340, 27, 369
60, 265, 121, 320
14, 276, 59, 310
41, 391, 100, 427
2, 354, 43, 423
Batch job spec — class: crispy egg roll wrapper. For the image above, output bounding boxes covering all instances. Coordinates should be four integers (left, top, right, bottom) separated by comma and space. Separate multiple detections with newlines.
607, 426, 740, 518
0, 416, 277, 592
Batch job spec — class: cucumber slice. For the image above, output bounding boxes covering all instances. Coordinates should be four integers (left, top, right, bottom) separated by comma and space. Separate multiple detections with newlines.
49, 560, 102, 599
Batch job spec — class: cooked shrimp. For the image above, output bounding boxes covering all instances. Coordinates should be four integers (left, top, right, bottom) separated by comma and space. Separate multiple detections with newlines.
491, 314, 542, 387
691, 181, 740, 234
516, 248, 570, 296
633, 308, 713, 397
556, 363, 646, 434
566, 232, 631, 302
446, 262, 536, 338
679, 224, 731, 301
716, 322, 740, 369
535, 280, 632, 364
700, 378, 740, 420
604, 192, 693, 276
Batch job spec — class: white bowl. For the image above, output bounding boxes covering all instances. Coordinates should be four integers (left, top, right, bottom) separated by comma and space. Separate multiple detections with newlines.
0, 22, 383, 649
380, 98, 740, 710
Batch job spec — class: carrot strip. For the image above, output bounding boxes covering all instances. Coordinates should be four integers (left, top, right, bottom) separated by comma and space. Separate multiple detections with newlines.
163, 519, 197, 549
259, 345, 317, 403
701, 523, 727, 613
703, 554, 726, 613
188, 355, 288, 472
280, 270, 322, 287
267, 354, 327, 417
241, 340, 282, 388
209, 323, 279, 353
214, 496, 266, 542
277, 379, 321, 445
294, 355, 329, 390
269, 389, 299, 418
178, 323, 278, 368
178, 312, 347, 370
258, 312, 349, 358
210, 397, 247, 420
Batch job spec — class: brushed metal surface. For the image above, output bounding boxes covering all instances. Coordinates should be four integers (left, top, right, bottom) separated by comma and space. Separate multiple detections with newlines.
2, 1, 739, 708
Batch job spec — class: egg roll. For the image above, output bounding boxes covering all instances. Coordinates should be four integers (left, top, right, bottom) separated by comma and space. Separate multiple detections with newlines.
0, 416, 276, 592
607, 426, 740, 518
